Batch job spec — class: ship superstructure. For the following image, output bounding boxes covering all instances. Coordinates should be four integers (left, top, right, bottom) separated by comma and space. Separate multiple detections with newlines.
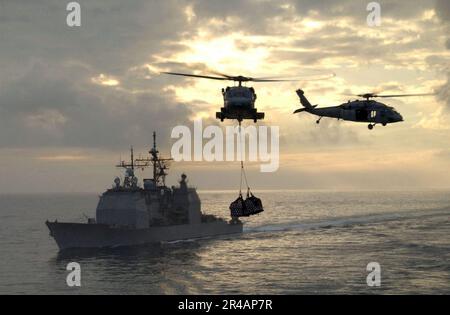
46, 132, 242, 251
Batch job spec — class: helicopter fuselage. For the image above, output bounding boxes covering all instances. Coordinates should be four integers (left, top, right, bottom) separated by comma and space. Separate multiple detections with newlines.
222, 86, 256, 108
294, 89, 404, 129
217, 86, 264, 122
310, 100, 404, 124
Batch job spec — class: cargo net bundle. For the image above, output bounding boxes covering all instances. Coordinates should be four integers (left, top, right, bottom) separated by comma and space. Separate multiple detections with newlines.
229, 123, 264, 218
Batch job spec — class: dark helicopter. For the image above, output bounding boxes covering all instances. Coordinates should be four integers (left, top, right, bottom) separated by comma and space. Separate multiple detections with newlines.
163, 71, 334, 123
294, 89, 434, 130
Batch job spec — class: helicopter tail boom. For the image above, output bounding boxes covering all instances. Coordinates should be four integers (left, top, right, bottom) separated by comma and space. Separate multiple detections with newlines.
296, 89, 316, 110
294, 89, 318, 114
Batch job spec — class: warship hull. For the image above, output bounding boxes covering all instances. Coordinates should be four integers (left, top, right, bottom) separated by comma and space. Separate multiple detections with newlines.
46, 221, 243, 251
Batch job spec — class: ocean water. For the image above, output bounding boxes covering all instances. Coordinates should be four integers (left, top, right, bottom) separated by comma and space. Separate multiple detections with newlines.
0, 190, 449, 295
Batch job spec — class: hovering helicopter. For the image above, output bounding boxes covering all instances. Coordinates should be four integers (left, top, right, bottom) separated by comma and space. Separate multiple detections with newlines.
163, 71, 334, 123
293, 89, 434, 130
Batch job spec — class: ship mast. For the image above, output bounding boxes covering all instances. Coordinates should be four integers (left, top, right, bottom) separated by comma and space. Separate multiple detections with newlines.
115, 146, 138, 189
116, 146, 135, 171
135, 131, 173, 187
151, 131, 157, 183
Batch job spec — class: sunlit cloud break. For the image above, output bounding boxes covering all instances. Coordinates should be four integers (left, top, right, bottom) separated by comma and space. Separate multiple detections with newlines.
37, 155, 89, 161
91, 74, 120, 86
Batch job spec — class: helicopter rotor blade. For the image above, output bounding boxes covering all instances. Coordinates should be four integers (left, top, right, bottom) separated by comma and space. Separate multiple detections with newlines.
374, 93, 436, 98
255, 69, 335, 80
161, 72, 228, 81
163, 71, 335, 83
253, 73, 336, 82
252, 78, 298, 82
209, 73, 304, 82
209, 71, 235, 79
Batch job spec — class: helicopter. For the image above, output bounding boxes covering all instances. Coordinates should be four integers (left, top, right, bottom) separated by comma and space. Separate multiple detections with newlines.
163, 71, 334, 123
293, 89, 434, 130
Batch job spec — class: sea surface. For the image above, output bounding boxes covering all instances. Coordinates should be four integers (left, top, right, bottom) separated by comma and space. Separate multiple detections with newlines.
0, 190, 449, 294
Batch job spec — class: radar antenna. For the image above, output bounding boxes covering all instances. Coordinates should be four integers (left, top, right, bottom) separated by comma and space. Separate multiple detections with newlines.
116, 146, 135, 171
116, 146, 137, 188
135, 131, 173, 187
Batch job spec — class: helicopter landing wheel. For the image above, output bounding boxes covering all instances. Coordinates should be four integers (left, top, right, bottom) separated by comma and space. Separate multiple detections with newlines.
368, 124, 374, 130
316, 117, 322, 124
382, 123, 387, 127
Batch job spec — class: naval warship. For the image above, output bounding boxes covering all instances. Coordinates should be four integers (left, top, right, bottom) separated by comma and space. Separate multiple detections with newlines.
46, 132, 243, 251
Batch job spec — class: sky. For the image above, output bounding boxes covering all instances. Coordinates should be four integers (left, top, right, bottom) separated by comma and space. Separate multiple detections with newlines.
1, 0, 450, 193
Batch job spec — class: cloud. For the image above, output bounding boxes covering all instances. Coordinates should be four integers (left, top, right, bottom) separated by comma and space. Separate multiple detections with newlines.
1, 0, 450, 192
293, 0, 433, 20
189, 0, 287, 35
37, 155, 89, 161
435, 149, 450, 160
0, 61, 193, 149
280, 117, 362, 149
435, 0, 450, 22
437, 75, 450, 110
0, 1, 205, 150
0, 0, 194, 73
434, 0, 450, 110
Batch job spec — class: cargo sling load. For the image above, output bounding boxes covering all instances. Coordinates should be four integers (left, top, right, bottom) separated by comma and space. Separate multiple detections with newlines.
229, 122, 264, 218
46, 132, 242, 251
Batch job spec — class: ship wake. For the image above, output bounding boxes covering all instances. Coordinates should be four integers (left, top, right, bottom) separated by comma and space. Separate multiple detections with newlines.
244, 208, 450, 234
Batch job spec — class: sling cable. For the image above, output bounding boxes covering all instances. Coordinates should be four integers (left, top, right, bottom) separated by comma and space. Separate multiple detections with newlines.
229, 121, 264, 218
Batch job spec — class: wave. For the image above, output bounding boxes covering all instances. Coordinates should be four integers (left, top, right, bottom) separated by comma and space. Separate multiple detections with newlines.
244, 208, 450, 234
161, 236, 216, 245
